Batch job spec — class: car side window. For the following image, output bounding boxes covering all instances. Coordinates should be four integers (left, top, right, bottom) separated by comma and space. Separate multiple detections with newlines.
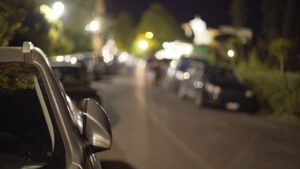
0, 63, 66, 169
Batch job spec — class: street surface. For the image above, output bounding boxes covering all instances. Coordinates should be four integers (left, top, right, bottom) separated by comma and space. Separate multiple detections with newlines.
93, 66, 300, 169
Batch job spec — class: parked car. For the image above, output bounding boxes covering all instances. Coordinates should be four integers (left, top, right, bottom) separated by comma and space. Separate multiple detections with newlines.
102, 53, 121, 75
0, 42, 112, 169
178, 61, 259, 112
163, 56, 207, 91
51, 61, 102, 105
74, 52, 106, 81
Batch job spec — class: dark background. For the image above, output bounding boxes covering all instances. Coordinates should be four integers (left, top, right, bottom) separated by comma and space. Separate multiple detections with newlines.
105, 0, 261, 32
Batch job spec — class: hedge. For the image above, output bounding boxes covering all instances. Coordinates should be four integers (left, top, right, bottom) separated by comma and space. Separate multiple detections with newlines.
236, 59, 300, 117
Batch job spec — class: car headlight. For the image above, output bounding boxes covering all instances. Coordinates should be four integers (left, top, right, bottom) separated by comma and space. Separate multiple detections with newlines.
194, 81, 203, 89
183, 72, 190, 80
176, 71, 184, 81
205, 82, 221, 95
245, 90, 253, 98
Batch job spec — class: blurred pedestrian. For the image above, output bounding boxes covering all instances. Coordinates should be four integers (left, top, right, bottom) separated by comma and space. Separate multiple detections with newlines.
125, 55, 135, 77
146, 56, 162, 87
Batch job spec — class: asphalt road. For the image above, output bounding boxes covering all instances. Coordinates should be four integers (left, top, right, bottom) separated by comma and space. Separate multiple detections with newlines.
93, 66, 300, 169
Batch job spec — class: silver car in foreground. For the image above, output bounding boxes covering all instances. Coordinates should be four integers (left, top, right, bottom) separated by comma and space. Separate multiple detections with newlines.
0, 42, 112, 169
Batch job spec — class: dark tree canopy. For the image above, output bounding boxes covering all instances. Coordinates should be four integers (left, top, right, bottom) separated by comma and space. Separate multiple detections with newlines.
261, 0, 286, 41
113, 11, 135, 52
231, 0, 248, 27
62, 0, 98, 52
8, 0, 50, 54
0, 0, 28, 46
136, 3, 185, 48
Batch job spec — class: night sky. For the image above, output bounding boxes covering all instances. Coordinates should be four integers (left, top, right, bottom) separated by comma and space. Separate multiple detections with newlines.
105, 0, 261, 32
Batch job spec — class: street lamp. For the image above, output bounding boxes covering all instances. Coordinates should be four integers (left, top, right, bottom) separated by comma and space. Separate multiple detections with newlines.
227, 49, 235, 58
145, 32, 154, 39
40, 1, 64, 22
138, 40, 149, 50
52, 1, 64, 17
85, 19, 101, 32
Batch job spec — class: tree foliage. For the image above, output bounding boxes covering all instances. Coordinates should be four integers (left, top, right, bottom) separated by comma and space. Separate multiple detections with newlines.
0, 0, 75, 56
8, 0, 50, 53
283, 0, 300, 70
231, 0, 248, 27
62, 0, 97, 52
113, 11, 135, 52
0, 0, 28, 46
261, 0, 286, 41
269, 38, 292, 74
133, 3, 185, 55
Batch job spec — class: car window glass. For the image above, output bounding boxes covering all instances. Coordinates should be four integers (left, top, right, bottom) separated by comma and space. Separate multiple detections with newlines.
0, 63, 63, 168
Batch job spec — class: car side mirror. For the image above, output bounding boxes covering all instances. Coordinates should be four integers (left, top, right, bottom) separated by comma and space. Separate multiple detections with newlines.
82, 98, 112, 152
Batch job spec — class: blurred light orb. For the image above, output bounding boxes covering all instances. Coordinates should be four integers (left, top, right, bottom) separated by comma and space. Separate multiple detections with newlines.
227, 50, 235, 58
85, 20, 100, 32
183, 72, 190, 79
70, 57, 77, 64
145, 32, 154, 39
56, 55, 64, 62
52, 1, 64, 17
138, 40, 149, 50
118, 52, 129, 62
64, 55, 71, 62
162, 42, 170, 49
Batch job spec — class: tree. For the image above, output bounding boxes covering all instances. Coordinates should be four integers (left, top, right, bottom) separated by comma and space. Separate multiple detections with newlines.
0, 0, 26, 46
113, 11, 135, 52
261, 0, 286, 41
9, 0, 51, 54
283, 0, 300, 70
231, 0, 248, 27
269, 38, 292, 75
62, 0, 97, 52
259, 0, 287, 68
133, 3, 185, 56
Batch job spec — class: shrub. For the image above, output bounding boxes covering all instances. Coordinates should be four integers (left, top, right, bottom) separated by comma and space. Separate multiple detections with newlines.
236, 53, 300, 117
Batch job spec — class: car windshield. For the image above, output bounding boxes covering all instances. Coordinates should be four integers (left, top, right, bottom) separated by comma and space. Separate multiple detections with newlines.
0, 63, 65, 169
208, 67, 240, 82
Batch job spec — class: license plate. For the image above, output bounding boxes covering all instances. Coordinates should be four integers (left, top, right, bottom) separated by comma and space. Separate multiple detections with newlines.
226, 102, 239, 110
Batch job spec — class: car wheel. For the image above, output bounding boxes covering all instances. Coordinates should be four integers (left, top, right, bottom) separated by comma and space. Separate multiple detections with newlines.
178, 86, 186, 100
195, 91, 204, 108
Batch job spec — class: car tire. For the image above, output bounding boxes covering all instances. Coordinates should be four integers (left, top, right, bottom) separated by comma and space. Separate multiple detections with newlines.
195, 91, 204, 108
178, 86, 186, 100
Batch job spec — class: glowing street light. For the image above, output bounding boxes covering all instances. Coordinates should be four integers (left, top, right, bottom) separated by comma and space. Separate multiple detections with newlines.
227, 49, 235, 58
40, 1, 64, 22
138, 40, 149, 50
85, 19, 101, 32
145, 32, 154, 39
52, 1, 64, 17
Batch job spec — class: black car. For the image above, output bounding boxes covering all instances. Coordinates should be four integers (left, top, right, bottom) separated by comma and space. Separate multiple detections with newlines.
178, 62, 259, 112
51, 61, 102, 105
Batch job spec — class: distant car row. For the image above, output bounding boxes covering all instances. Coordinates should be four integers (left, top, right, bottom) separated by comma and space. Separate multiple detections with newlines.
162, 56, 259, 112
51, 51, 124, 106
54, 52, 122, 81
